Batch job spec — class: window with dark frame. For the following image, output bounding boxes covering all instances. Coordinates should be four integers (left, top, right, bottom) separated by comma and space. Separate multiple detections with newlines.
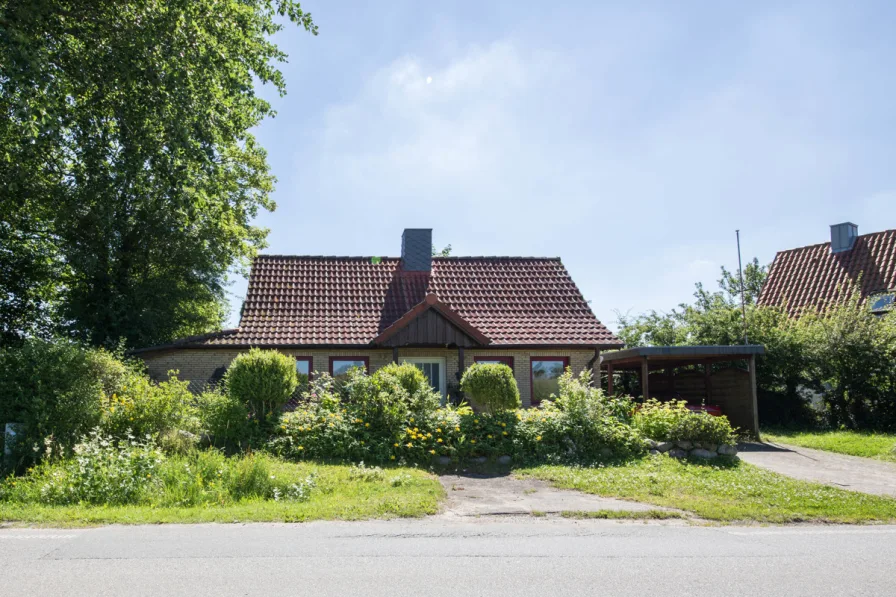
295, 357, 313, 385
530, 357, 569, 406
329, 357, 370, 380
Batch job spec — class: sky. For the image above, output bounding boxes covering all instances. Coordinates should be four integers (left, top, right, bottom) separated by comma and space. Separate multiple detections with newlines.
229, 0, 896, 331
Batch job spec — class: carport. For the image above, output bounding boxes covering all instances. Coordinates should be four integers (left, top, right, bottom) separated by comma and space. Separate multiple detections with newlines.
599, 345, 765, 436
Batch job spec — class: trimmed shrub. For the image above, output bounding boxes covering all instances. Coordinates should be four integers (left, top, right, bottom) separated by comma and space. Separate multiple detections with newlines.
224, 349, 298, 424
460, 363, 521, 413
634, 399, 737, 445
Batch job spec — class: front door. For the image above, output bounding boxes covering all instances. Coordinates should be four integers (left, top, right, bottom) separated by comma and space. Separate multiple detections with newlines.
401, 357, 447, 401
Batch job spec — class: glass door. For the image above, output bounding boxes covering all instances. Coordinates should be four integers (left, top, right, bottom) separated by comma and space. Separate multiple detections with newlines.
401, 357, 447, 401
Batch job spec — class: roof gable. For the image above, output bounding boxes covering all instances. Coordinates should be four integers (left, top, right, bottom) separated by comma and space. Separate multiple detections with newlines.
373, 294, 490, 347
758, 228, 896, 315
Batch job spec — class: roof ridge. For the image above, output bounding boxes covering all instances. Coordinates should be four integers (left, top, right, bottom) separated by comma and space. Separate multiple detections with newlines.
774, 228, 896, 255
253, 254, 564, 261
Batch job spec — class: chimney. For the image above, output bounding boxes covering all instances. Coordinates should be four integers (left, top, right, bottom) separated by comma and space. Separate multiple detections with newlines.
401, 228, 432, 271
830, 222, 858, 254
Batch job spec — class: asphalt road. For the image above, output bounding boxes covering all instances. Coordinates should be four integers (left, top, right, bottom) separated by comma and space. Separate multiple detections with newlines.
2, 519, 895, 596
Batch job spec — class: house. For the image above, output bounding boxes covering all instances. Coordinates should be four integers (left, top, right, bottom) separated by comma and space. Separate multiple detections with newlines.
758, 222, 896, 316
135, 229, 623, 407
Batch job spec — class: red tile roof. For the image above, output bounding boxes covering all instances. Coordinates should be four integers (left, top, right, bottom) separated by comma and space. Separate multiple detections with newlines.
758, 229, 896, 316
153, 256, 620, 349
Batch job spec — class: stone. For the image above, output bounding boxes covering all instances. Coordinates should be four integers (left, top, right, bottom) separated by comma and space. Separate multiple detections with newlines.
434, 456, 452, 466
644, 439, 659, 449
655, 441, 675, 453
717, 444, 738, 456
668, 448, 688, 458
649, 449, 660, 456
676, 441, 693, 450
690, 448, 717, 459
703, 443, 717, 453
497, 455, 512, 465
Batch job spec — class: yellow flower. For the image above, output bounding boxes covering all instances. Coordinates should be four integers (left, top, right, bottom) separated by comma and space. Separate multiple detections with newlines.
436, 428, 442, 433
487, 434, 493, 439
470, 439, 476, 444
536, 435, 542, 441
410, 418, 415, 423
406, 442, 413, 448
429, 449, 436, 455
390, 455, 396, 460
365, 423, 370, 428
474, 419, 479, 424
437, 438, 443, 443
502, 431, 508, 436
360, 441, 365, 445
109, 407, 115, 413
298, 446, 304, 451
455, 426, 460, 431
500, 422, 506, 427
394, 443, 399, 447
146, 474, 151, 478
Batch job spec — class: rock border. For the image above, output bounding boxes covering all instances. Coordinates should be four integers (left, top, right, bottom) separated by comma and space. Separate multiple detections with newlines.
645, 439, 737, 459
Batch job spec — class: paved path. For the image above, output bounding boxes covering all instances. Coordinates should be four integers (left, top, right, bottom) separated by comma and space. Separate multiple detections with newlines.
438, 473, 667, 516
739, 442, 896, 497
3, 520, 896, 596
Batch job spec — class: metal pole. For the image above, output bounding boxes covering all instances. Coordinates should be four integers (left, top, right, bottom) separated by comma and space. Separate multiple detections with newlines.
736, 230, 748, 344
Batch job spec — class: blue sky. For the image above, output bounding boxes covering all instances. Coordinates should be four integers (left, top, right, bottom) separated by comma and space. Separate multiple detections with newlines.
230, 0, 896, 331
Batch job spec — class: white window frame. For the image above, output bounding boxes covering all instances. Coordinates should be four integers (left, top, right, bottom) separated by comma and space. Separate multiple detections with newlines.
401, 357, 448, 400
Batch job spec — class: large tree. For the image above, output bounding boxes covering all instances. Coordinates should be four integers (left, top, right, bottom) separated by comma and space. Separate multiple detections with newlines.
0, 1, 316, 347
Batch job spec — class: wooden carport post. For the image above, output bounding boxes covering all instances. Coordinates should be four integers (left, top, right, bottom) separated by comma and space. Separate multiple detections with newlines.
640, 357, 649, 400
606, 363, 614, 395
749, 354, 760, 437
703, 359, 713, 402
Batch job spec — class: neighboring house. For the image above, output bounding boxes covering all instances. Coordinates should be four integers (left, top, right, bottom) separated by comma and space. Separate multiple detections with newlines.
758, 222, 896, 316
135, 229, 622, 407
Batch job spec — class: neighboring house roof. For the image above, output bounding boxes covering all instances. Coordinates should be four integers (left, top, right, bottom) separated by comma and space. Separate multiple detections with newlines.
136, 256, 620, 351
758, 228, 896, 316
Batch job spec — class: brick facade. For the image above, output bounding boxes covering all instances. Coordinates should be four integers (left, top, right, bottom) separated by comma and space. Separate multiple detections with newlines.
142, 347, 600, 408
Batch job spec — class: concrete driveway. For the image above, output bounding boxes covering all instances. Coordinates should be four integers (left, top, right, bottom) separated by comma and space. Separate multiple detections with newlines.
438, 473, 671, 516
739, 442, 896, 497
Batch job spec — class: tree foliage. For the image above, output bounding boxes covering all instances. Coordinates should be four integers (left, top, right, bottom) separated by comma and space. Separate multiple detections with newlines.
0, 1, 317, 348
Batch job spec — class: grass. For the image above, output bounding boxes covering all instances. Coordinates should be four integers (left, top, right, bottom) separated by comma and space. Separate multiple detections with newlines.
0, 458, 444, 527
517, 455, 896, 524
762, 429, 896, 461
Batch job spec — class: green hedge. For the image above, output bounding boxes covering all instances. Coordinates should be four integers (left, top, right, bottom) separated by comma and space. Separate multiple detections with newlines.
459, 363, 521, 413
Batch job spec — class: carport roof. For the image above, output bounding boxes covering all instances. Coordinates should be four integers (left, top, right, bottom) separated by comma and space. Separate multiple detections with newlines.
599, 345, 765, 369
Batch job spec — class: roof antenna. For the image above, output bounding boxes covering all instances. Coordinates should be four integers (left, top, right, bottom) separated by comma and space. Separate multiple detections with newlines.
736, 230, 749, 344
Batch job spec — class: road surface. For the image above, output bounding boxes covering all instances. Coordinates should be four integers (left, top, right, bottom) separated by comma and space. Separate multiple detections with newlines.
2, 518, 895, 596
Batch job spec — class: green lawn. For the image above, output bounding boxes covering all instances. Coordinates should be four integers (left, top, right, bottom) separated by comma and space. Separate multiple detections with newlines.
0, 461, 444, 526
762, 429, 896, 461
518, 456, 896, 524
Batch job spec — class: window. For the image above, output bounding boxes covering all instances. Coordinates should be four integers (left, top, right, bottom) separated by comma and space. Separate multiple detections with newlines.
402, 357, 447, 400
329, 357, 369, 380
474, 356, 514, 370
530, 357, 569, 406
870, 292, 895, 314
295, 357, 313, 385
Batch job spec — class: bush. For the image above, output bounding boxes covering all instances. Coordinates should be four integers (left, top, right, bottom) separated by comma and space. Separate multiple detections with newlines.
1, 430, 164, 506
196, 390, 253, 449
0, 340, 111, 468
224, 349, 298, 424
460, 363, 520, 413
634, 399, 736, 445
0, 442, 316, 507
100, 372, 198, 441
